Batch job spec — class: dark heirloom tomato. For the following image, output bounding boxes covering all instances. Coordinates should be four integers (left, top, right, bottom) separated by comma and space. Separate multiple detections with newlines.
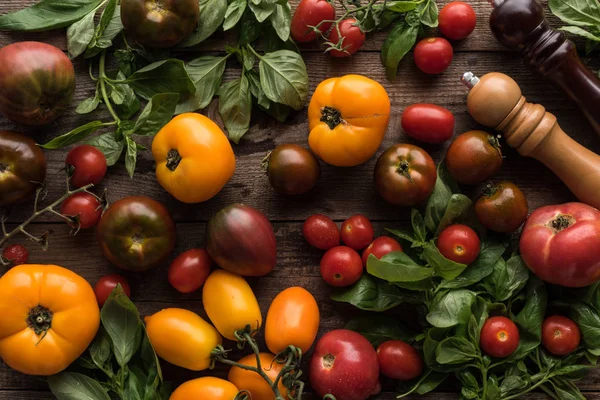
374, 144, 436, 206
475, 181, 529, 233
121, 0, 200, 48
0, 131, 46, 207
446, 130, 503, 185
97, 196, 176, 271
0, 42, 75, 126
265, 144, 320, 195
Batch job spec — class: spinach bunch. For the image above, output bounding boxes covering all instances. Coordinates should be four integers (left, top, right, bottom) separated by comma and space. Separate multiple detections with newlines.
549, 0, 600, 59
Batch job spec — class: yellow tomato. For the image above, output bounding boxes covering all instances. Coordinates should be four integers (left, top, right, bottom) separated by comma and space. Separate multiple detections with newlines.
0, 264, 100, 376
228, 353, 287, 400
202, 269, 262, 341
308, 74, 391, 167
170, 377, 239, 400
152, 113, 236, 203
265, 287, 320, 354
145, 308, 222, 370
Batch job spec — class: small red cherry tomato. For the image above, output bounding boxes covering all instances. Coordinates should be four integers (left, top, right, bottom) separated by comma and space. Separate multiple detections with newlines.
303, 214, 340, 250
362, 236, 403, 266
2, 244, 29, 265
436, 224, 480, 265
341, 215, 374, 250
377, 340, 424, 381
414, 37, 454, 75
320, 246, 363, 287
66, 145, 107, 188
291, 0, 336, 43
168, 249, 213, 294
439, 2, 477, 40
328, 18, 366, 58
94, 274, 131, 307
542, 315, 581, 356
401, 104, 455, 144
60, 192, 103, 229
480, 316, 520, 358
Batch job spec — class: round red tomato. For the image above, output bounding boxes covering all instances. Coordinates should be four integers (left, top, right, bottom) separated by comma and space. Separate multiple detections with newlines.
291, 0, 336, 42
341, 215, 374, 250
377, 340, 423, 381
303, 214, 340, 250
60, 193, 103, 229
439, 2, 477, 40
2, 244, 29, 265
362, 236, 403, 266
446, 130, 503, 185
94, 274, 131, 307
66, 145, 108, 188
542, 315, 581, 356
436, 224, 480, 265
169, 249, 213, 294
475, 181, 529, 233
480, 316, 519, 358
328, 19, 366, 57
414, 37, 454, 75
320, 246, 363, 287
401, 104, 455, 144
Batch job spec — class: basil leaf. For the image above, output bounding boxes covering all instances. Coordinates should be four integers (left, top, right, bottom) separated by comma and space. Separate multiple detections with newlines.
76, 94, 101, 115
510, 277, 547, 359
249, 0, 277, 22
89, 327, 112, 369
224, 0, 247, 30
240, 10, 262, 45
423, 242, 467, 280
218, 75, 252, 143
549, 0, 600, 28
67, 8, 97, 59
345, 315, 416, 346
571, 303, 600, 355
414, 371, 448, 395
0, 0, 103, 32
248, 70, 271, 108
262, 101, 292, 123
436, 337, 478, 364
140, 328, 163, 380
49, 372, 111, 400
176, 56, 228, 114
367, 251, 434, 282
386, 0, 420, 12
125, 59, 196, 100
435, 194, 483, 236
427, 289, 476, 328
483, 255, 529, 301
180, 0, 228, 47
259, 50, 309, 110
560, 25, 600, 41
270, 3, 292, 41
412, 209, 428, 243
124, 136, 138, 178
41, 120, 105, 149
134, 93, 179, 136
108, 72, 140, 119
86, 133, 124, 166
425, 162, 461, 232
419, 0, 439, 27
381, 20, 418, 80
85, 2, 123, 58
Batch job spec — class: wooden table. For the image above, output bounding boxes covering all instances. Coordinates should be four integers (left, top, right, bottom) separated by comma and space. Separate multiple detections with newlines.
1, 0, 600, 398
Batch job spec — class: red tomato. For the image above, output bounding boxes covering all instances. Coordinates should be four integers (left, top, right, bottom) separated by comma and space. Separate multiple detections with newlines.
303, 214, 340, 250
2, 244, 29, 265
362, 236, 403, 266
60, 192, 103, 229
439, 2, 477, 40
320, 246, 363, 287
94, 274, 131, 307
168, 249, 213, 294
436, 224, 480, 265
341, 215, 374, 250
66, 145, 107, 188
328, 19, 366, 57
291, 0, 336, 43
542, 315, 581, 356
480, 316, 519, 358
401, 104, 455, 144
414, 37, 454, 75
377, 340, 423, 381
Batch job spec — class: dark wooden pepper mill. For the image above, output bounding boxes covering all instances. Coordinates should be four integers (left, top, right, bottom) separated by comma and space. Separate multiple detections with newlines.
489, 0, 600, 136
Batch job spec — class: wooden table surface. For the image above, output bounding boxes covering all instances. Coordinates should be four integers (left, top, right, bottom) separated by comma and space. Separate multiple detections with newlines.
1, 0, 600, 399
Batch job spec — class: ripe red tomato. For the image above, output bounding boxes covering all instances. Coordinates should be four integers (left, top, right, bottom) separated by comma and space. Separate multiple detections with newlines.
328, 19, 366, 57
66, 145, 108, 188
436, 224, 480, 265
542, 316, 581, 356
362, 236, 403, 266
303, 214, 340, 250
414, 37, 454, 75
341, 215, 374, 250
169, 249, 213, 294
480, 316, 520, 358
474, 181, 529, 233
401, 104, 455, 144
291, 0, 336, 43
2, 244, 29, 265
320, 246, 363, 287
439, 2, 477, 40
60, 193, 103, 229
94, 274, 131, 307
377, 340, 423, 381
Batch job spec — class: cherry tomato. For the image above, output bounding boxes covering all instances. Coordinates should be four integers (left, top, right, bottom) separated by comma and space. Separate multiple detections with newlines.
446, 130, 503, 185
320, 246, 363, 287
439, 2, 477, 40
94, 274, 131, 307
542, 315, 581, 356
362, 236, 403, 266
436, 224, 480, 265
414, 37, 454, 75
60, 192, 103, 229
2, 244, 29, 265
291, 0, 336, 43
377, 340, 423, 381
66, 145, 107, 188
475, 181, 529, 233
303, 214, 340, 250
401, 104, 455, 144
328, 19, 366, 57
168, 249, 213, 294
228, 353, 287, 400
170, 377, 239, 400
341, 215, 374, 250
480, 316, 519, 358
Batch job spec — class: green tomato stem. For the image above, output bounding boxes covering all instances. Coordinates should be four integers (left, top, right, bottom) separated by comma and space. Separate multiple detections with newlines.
98, 50, 121, 125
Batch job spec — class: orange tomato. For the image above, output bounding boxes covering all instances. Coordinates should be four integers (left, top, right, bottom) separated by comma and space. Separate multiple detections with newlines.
170, 377, 239, 400
265, 286, 320, 354
228, 353, 288, 400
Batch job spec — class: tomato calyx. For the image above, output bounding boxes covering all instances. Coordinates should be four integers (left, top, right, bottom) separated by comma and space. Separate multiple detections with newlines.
261, 151, 273, 173
481, 182, 500, 198
234, 390, 251, 400
488, 134, 503, 155
322, 353, 335, 369
27, 304, 53, 336
396, 159, 413, 181
320, 106, 344, 129
166, 149, 182, 171
549, 214, 575, 233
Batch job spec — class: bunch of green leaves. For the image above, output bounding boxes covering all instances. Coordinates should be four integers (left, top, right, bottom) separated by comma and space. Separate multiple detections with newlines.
549, 0, 600, 59
48, 285, 170, 400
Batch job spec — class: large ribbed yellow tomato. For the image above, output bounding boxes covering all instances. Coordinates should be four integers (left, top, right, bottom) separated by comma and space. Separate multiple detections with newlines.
170, 377, 239, 400
0, 264, 100, 376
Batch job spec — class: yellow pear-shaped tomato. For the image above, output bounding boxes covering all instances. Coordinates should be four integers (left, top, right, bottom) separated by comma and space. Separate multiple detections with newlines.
228, 353, 287, 400
265, 286, 320, 354
170, 377, 239, 400
145, 308, 222, 371
0, 264, 100, 376
202, 269, 262, 340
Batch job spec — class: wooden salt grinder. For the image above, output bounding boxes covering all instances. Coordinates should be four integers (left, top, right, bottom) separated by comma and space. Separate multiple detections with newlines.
463, 71, 600, 209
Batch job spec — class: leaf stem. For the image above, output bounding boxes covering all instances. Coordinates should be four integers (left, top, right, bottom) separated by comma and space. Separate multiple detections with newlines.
503, 371, 552, 400
99, 50, 121, 125
247, 45, 263, 60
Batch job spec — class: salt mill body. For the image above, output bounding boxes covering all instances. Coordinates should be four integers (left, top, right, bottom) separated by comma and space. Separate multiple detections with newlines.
463, 71, 600, 210
488, 0, 600, 136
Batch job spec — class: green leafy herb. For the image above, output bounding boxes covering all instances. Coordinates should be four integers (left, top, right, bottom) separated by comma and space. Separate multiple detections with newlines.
40, 121, 107, 149
345, 315, 416, 346
180, 0, 228, 47
66, 7, 97, 58
218, 75, 253, 143
367, 251, 435, 282
49, 372, 111, 400
423, 242, 468, 280
483, 255, 529, 302
86, 133, 125, 166
436, 337, 478, 364
381, 19, 419, 80
176, 55, 229, 114
425, 162, 461, 232
224, 0, 248, 30
133, 93, 180, 136
0, 0, 104, 31
256, 48, 309, 110
123, 59, 196, 100
426, 289, 476, 328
